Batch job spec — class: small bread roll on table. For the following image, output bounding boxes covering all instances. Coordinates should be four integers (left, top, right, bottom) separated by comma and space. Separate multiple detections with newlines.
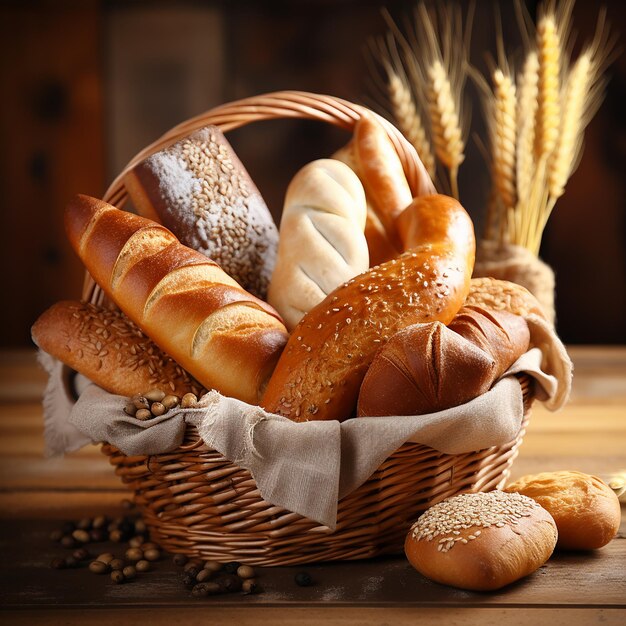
506, 471, 622, 550
405, 490, 558, 591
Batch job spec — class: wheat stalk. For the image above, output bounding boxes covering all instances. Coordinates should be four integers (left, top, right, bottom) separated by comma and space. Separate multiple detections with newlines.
492, 68, 518, 217
427, 60, 465, 199
516, 50, 540, 206
387, 71, 437, 179
535, 13, 561, 161
548, 51, 592, 200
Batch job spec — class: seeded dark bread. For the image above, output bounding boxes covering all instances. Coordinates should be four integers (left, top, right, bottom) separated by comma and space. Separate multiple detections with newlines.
261, 193, 475, 422
404, 491, 558, 591
31, 300, 203, 397
64, 195, 289, 405
505, 471, 622, 550
357, 305, 530, 417
123, 125, 278, 299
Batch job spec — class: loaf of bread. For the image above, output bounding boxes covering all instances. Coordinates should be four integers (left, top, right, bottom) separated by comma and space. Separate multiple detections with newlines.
465, 277, 548, 321
505, 471, 622, 550
31, 300, 203, 397
353, 113, 413, 250
261, 193, 475, 422
64, 195, 288, 404
332, 114, 413, 267
124, 126, 278, 299
405, 490, 558, 591
267, 159, 369, 330
357, 305, 530, 417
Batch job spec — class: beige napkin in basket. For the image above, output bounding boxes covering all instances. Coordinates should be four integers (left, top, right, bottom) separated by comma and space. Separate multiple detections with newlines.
62, 339, 569, 530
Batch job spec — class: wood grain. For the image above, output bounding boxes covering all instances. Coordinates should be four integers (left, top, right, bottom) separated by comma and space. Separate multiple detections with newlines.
0, 347, 624, 622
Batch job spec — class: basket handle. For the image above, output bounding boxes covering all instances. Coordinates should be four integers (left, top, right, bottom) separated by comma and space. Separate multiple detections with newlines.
102, 90, 435, 207
85, 91, 435, 302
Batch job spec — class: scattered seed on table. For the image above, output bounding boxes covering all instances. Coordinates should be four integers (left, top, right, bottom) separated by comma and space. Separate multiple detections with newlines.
111, 570, 125, 584
96, 553, 115, 565
135, 559, 151, 572
122, 566, 136, 580
89, 561, 109, 575
242, 579, 260, 594
236, 565, 255, 579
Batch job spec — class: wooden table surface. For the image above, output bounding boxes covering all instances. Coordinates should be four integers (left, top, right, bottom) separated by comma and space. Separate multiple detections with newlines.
0, 347, 624, 625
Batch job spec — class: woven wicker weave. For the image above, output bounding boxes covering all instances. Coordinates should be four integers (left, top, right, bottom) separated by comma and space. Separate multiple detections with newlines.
89, 91, 534, 566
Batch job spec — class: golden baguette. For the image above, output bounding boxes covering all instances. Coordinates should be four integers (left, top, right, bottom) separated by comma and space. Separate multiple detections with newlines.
64, 195, 289, 404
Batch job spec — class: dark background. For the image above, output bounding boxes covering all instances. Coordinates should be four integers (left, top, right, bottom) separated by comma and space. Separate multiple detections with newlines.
1, 0, 624, 347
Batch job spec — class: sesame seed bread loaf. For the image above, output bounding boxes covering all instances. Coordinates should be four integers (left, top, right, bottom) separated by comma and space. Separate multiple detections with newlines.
261, 193, 475, 422
267, 159, 369, 331
31, 301, 203, 397
505, 471, 622, 550
357, 305, 530, 417
123, 126, 278, 299
405, 491, 558, 591
64, 195, 288, 405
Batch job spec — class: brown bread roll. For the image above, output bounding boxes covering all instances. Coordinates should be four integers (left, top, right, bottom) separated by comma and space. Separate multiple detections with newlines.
405, 490, 558, 591
124, 125, 278, 299
357, 306, 530, 417
505, 471, 622, 550
64, 195, 288, 405
261, 193, 475, 422
466, 277, 548, 321
31, 301, 202, 397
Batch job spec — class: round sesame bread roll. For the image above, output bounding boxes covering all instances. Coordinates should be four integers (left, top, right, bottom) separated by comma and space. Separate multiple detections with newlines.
505, 471, 622, 550
261, 193, 475, 422
405, 491, 558, 591
124, 125, 278, 299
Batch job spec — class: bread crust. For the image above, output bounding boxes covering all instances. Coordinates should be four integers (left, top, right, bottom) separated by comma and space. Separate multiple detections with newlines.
505, 471, 622, 550
404, 491, 558, 591
64, 195, 288, 404
31, 301, 203, 397
357, 305, 530, 417
267, 159, 369, 330
261, 194, 475, 422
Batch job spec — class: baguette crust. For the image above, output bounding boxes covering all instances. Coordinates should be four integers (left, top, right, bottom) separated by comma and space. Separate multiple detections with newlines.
261, 194, 475, 422
65, 195, 288, 404
31, 301, 203, 397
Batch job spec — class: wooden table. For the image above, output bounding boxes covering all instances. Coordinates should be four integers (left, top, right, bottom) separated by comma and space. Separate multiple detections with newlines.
0, 347, 624, 625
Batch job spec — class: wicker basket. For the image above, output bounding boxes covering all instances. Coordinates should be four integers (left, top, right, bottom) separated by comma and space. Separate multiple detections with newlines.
86, 91, 534, 566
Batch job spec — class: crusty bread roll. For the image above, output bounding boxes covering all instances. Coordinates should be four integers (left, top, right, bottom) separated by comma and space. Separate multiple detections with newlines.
505, 471, 622, 550
261, 193, 475, 422
332, 114, 414, 267
267, 159, 369, 330
64, 195, 288, 404
124, 126, 278, 299
466, 277, 548, 321
357, 306, 530, 417
405, 490, 558, 591
354, 113, 412, 250
31, 301, 203, 397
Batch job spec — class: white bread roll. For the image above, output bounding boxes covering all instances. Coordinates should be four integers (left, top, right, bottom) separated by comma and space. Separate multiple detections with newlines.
405, 491, 558, 591
267, 159, 369, 330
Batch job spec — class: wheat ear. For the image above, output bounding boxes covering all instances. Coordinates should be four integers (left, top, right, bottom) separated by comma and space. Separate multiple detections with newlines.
492, 69, 517, 217
427, 60, 464, 199
535, 13, 561, 160
516, 50, 539, 206
387, 72, 437, 179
